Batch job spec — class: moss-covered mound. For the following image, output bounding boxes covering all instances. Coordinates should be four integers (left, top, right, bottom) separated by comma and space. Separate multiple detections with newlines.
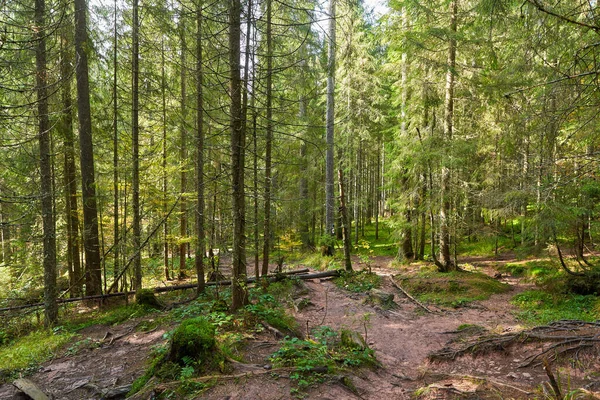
135, 289, 163, 310
167, 317, 216, 366
399, 270, 510, 308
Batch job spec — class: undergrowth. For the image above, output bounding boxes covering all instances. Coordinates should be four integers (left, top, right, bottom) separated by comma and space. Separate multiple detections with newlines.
270, 326, 378, 397
334, 269, 382, 293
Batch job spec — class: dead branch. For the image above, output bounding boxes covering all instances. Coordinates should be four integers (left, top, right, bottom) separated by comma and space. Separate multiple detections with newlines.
389, 276, 433, 313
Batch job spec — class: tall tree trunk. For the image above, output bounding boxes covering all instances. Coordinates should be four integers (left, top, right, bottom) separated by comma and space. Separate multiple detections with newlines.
60, 21, 82, 297
195, 0, 205, 294
179, 17, 188, 280
262, 0, 273, 277
230, 0, 247, 311
161, 37, 170, 281
36, 0, 57, 325
112, 0, 120, 288
132, 0, 142, 289
439, 0, 457, 272
75, 0, 102, 295
39, 0, 57, 318
324, 0, 336, 252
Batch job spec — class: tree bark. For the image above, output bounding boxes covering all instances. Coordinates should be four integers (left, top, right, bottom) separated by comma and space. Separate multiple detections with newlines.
74, 0, 102, 295
338, 170, 352, 272
179, 17, 188, 280
60, 19, 82, 297
325, 0, 336, 247
262, 0, 273, 277
230, 0, 248, 311
36, 0, 57, 325
132, 0, 142, 290
161, 37, 170, 282
195, 0, 205, 294
112, 0, 120, 288
439, 0, 457, 272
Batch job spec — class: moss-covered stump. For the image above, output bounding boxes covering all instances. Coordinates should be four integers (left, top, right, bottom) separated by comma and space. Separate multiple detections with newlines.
167, 317, 217, 368
135, 289, 163, 310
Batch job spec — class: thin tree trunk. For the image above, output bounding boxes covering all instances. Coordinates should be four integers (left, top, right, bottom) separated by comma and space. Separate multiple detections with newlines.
338, 170, 352, 272
60, 22, 82, 297
324, 0, 336, 250
112, 0, 120, 287
299, 96, 310, 248
179, 17, 188, 280
36, 0, 57, 325
132, 0, 142, 289
75, 0, 102, 295
230, 0, 248, 310
195, 1, 205, 294
161, 37, 170, 281
439, 0, 457, 272
262, 0, 273, 276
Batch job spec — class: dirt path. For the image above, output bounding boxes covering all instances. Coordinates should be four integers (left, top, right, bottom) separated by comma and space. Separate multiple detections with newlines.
1, 256, 597, 399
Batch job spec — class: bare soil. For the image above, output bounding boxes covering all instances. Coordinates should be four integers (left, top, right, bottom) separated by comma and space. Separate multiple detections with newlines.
2, 255, 600, 399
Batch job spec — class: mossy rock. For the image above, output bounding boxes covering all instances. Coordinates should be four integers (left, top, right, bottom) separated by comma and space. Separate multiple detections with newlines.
168, 317, 216, 366
340, 329, 366, 350
136, 289, 163, 310
366, 289, 395, 308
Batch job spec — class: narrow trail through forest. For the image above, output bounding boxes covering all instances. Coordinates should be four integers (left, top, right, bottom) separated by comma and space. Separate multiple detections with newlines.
1, 255, 598, 399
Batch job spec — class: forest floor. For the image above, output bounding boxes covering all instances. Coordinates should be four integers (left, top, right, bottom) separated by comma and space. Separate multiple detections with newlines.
2, 254, 600, 399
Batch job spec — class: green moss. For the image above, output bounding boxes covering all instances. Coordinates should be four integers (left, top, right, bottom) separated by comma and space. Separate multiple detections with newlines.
0, 329, 74, 380
136, 289, 164, 310
168, 317, 216, 365
511, 290, 600, 325
400, 270, 510, 308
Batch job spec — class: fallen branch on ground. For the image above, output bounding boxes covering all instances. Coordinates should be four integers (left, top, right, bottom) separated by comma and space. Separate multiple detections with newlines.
388, 276, 433, 313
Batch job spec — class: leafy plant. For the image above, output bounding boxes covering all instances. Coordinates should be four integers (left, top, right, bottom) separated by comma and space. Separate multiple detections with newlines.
270, 326, 377, 395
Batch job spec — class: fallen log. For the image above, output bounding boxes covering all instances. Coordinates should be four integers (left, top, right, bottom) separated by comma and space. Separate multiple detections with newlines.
0, 268, 338, 313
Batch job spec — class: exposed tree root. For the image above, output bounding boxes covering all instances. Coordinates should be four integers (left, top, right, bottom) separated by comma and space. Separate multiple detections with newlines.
429, 320, 600, 366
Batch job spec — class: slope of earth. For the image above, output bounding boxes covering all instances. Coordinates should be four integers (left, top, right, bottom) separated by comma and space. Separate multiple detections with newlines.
0, 317, 171, 400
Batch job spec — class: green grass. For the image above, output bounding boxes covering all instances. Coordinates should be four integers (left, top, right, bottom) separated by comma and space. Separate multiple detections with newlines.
499, 260, 559, 284
511, 290, 600, 326
0, 329, 74, 378
399, 269, 511, 308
